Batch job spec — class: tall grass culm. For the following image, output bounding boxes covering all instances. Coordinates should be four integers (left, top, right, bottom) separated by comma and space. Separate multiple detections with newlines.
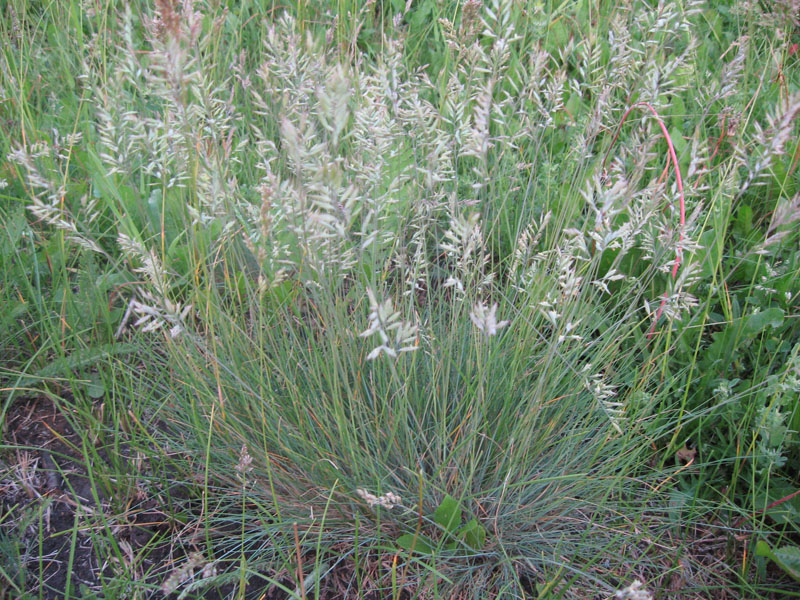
4, 0, 800, 597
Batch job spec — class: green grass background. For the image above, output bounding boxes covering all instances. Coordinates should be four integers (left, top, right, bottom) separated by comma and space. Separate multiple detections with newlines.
1, 0, 799, 598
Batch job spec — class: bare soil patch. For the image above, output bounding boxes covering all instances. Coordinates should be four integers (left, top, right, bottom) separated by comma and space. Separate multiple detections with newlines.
0, 394, 178, 598
0, 395, 411, 599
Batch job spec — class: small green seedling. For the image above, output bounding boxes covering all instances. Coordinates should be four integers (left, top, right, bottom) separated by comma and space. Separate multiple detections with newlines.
396, 494, 487, 555
755, 540, 800, 582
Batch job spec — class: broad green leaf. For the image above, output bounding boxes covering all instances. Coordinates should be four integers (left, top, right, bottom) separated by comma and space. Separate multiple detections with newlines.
734, 204, 753, 235
668, 126, 689, 173
434, 495, 462, 533
670, 96, 686, 129
756, 540, 774, 558
756, 540, 800, 582
86, 376, 106, 399
772, 546, 800, 581
565, 93, 582, 120
547, 20, 569, 50
396, 534, 434, 555
668, 126, 687, 157
408, 0, 433, 29
460, 518, 487, 549
744, 308, 784, 336
2, 207, 28, 252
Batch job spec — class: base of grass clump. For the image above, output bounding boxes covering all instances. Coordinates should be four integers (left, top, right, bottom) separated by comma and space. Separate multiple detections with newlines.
123, 275, 686, 599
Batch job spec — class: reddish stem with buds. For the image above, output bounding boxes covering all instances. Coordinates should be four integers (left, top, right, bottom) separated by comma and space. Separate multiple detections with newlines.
603, 102, 686, 338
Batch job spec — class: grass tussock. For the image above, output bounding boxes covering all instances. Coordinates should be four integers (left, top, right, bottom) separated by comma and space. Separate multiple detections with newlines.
1, 0, 799, 598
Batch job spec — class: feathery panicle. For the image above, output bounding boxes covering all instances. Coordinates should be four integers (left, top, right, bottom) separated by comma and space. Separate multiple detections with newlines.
360, 289, 419, 360
470, 301, 509, 337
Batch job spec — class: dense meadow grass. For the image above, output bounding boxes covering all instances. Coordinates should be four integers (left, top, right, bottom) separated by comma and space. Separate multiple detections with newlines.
1, 0, 799, 598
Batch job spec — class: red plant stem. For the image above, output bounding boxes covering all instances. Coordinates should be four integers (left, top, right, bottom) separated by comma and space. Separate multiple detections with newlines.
733, 488, 800, 529
708, 114, 728, 164
603, 102, 686, 338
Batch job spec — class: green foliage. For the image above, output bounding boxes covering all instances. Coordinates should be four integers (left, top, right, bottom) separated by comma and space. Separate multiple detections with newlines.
756, 540, 800, 582
396, 494, 488, 555
1, 0, 800, 597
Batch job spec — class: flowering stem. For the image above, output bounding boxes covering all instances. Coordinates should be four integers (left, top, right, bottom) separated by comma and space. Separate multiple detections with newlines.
602, 102, 686, 339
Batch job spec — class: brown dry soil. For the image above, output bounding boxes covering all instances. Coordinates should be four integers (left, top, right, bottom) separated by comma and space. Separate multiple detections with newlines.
0, 394, 413, 600
1, 394, 178, 599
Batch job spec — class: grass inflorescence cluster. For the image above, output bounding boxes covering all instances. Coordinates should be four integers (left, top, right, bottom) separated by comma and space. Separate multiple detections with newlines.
1, 0, 799, 598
